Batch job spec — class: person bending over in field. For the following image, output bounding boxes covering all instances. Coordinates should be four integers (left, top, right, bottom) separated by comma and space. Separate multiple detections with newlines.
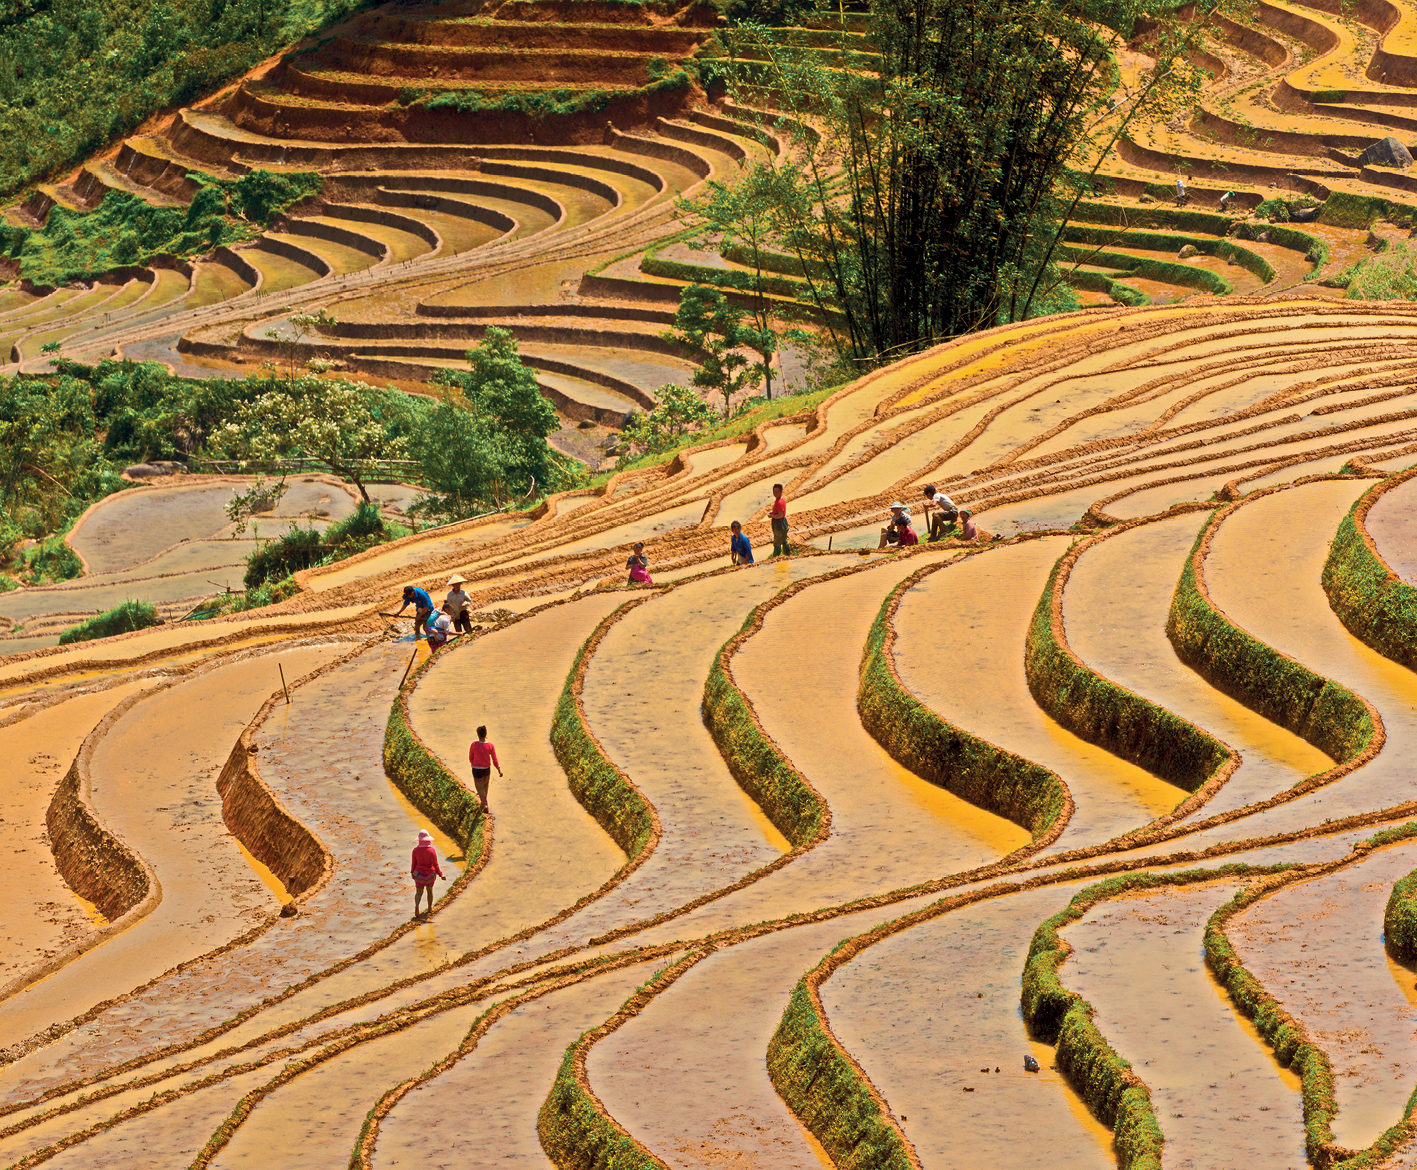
393, 584, 434, 635
411, 829, 444, 918
729, 520, 754, 565
425, 604, 453, 651
469, 725, 503, 814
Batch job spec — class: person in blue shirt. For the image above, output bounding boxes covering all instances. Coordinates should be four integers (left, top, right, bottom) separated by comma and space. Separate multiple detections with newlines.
393, 584, 434, 634
729, 520, 754, 565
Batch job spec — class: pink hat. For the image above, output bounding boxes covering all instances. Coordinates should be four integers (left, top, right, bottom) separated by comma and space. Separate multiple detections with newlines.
417, 830, 433, 843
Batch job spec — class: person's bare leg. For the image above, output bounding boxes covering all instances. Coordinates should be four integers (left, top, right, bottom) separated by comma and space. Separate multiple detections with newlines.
475, 775, 491, 813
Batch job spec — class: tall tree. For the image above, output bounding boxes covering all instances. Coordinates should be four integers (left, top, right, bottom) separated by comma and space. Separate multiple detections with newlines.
719, 0, 1217, 361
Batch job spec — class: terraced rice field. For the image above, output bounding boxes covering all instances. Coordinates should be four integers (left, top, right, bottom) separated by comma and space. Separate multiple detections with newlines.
6, 300, 1417, 1167
15, 0, 1417, 1161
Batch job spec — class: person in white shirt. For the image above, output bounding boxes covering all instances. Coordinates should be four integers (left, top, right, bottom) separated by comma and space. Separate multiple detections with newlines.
444, 574, 473, 635
425, 606, 454, 651
922, 484, 959, 540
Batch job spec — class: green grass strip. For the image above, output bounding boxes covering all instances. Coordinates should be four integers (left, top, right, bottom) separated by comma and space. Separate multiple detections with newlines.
642, 249, 809, 299
383, 667, 485, 851
1062, 223, 1274, 283
1025, 547, 1233, 792
58, 598, 161, 645
1387, 863, 1417, 965
1168, 514, 1376, 763
550, 603, 657, 859
1064, 267, 1149, 306
1321, 473, 1417, 674
767, 979, 916, 1170
1055, 245, 1233, 294
858, 566, 1067, 839
702, 604, 827, 848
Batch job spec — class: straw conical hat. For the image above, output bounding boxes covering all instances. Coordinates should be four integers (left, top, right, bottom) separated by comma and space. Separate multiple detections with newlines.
446, 574, 467, 585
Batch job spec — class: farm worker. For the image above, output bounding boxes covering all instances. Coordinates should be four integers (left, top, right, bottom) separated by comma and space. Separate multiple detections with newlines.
894, 517, 919, 547
445, 575, 473, 635
922, 484, 959, 540
411, 829, 444, 918
958, 509, 980, 541
730, 520, 754, 565
770, 483, 789, 556
1175, 176, 1187, 205
878, 501, 913, 548
627, 542, 653, 585
393, 584, 434, 633
468, 725, 503, 814
1219, 190, 1235, 212
425, 605, 453, 651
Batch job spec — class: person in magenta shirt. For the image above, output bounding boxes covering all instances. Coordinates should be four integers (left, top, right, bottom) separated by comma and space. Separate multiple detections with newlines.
411, 829, 444, 918
770, 483, 789, 556
468, 724, 504, 813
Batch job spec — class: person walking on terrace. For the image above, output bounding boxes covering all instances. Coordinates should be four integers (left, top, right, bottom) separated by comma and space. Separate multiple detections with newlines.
468, 725, 503, 814
627, 542, 653, 585
393, 584, 434, 635
922, 484, 958, 540
411, 829, 444, 918
1175, 175, 1188, 206
445, 575, 473, 635
730, 520, 754, 565
770, 484, 789, 556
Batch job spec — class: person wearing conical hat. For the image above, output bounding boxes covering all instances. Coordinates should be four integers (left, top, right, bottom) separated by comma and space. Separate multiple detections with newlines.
444, 574, 473, 636
411, 829, 445, 918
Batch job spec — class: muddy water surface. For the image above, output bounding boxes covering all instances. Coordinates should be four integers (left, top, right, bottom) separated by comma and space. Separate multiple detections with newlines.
0, 680, 158, 990
895, 538, 1181, 852
591, 920, 859, 1170
1064, 513, 1332, 819
0, 642, 348, 1051
1063, 882, 1306, 1170
377, 962, 658, 1168
1203, 480, 1417, 832
1366, 474, 1417, 584
824, 883, 1114, 1170
1229, 840, 1417, 1151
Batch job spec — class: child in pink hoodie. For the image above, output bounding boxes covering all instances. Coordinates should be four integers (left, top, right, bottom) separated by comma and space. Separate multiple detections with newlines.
411, 829, 444, 917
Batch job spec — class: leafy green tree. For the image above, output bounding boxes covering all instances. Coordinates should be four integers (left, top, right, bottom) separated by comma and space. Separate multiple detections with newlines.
623, 383, 717, 452
213, 376, 401, 501
665, 284, 768, 414
413, 326, 572, 518
677, 164, 796, 400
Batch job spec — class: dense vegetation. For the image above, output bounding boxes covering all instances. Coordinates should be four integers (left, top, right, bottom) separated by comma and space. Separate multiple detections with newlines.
0, 332, 573, 584
0, 0, 364, 200
1, 170, 321, 285
708, 0, 1219, 360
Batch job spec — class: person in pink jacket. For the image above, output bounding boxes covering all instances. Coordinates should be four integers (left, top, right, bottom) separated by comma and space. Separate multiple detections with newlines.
411, 829, 444, 918
469, 724, 504, 813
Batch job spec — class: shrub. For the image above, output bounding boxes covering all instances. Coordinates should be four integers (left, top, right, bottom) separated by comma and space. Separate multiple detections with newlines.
243, 527, 323, 589
20, 534, 84, 584
58, 599, 160, 644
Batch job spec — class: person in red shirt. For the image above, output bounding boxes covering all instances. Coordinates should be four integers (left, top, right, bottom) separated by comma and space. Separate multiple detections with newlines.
770, 483, 789, 557
411, 829, 444, 918
468, 724, 503, 813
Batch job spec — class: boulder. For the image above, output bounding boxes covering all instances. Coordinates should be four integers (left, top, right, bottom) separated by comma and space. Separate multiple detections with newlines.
1138, 193, 1155, 203
123, 461, 187, 479
1177, 244, 1200, 258
1358, 136, 1414, 169
1289, 205, 1320, 222
1257, 230, 1273, 243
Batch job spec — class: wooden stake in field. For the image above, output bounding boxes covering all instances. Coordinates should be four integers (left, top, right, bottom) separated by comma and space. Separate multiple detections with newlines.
399, 642, 420, 690
278, 663, 291, 706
